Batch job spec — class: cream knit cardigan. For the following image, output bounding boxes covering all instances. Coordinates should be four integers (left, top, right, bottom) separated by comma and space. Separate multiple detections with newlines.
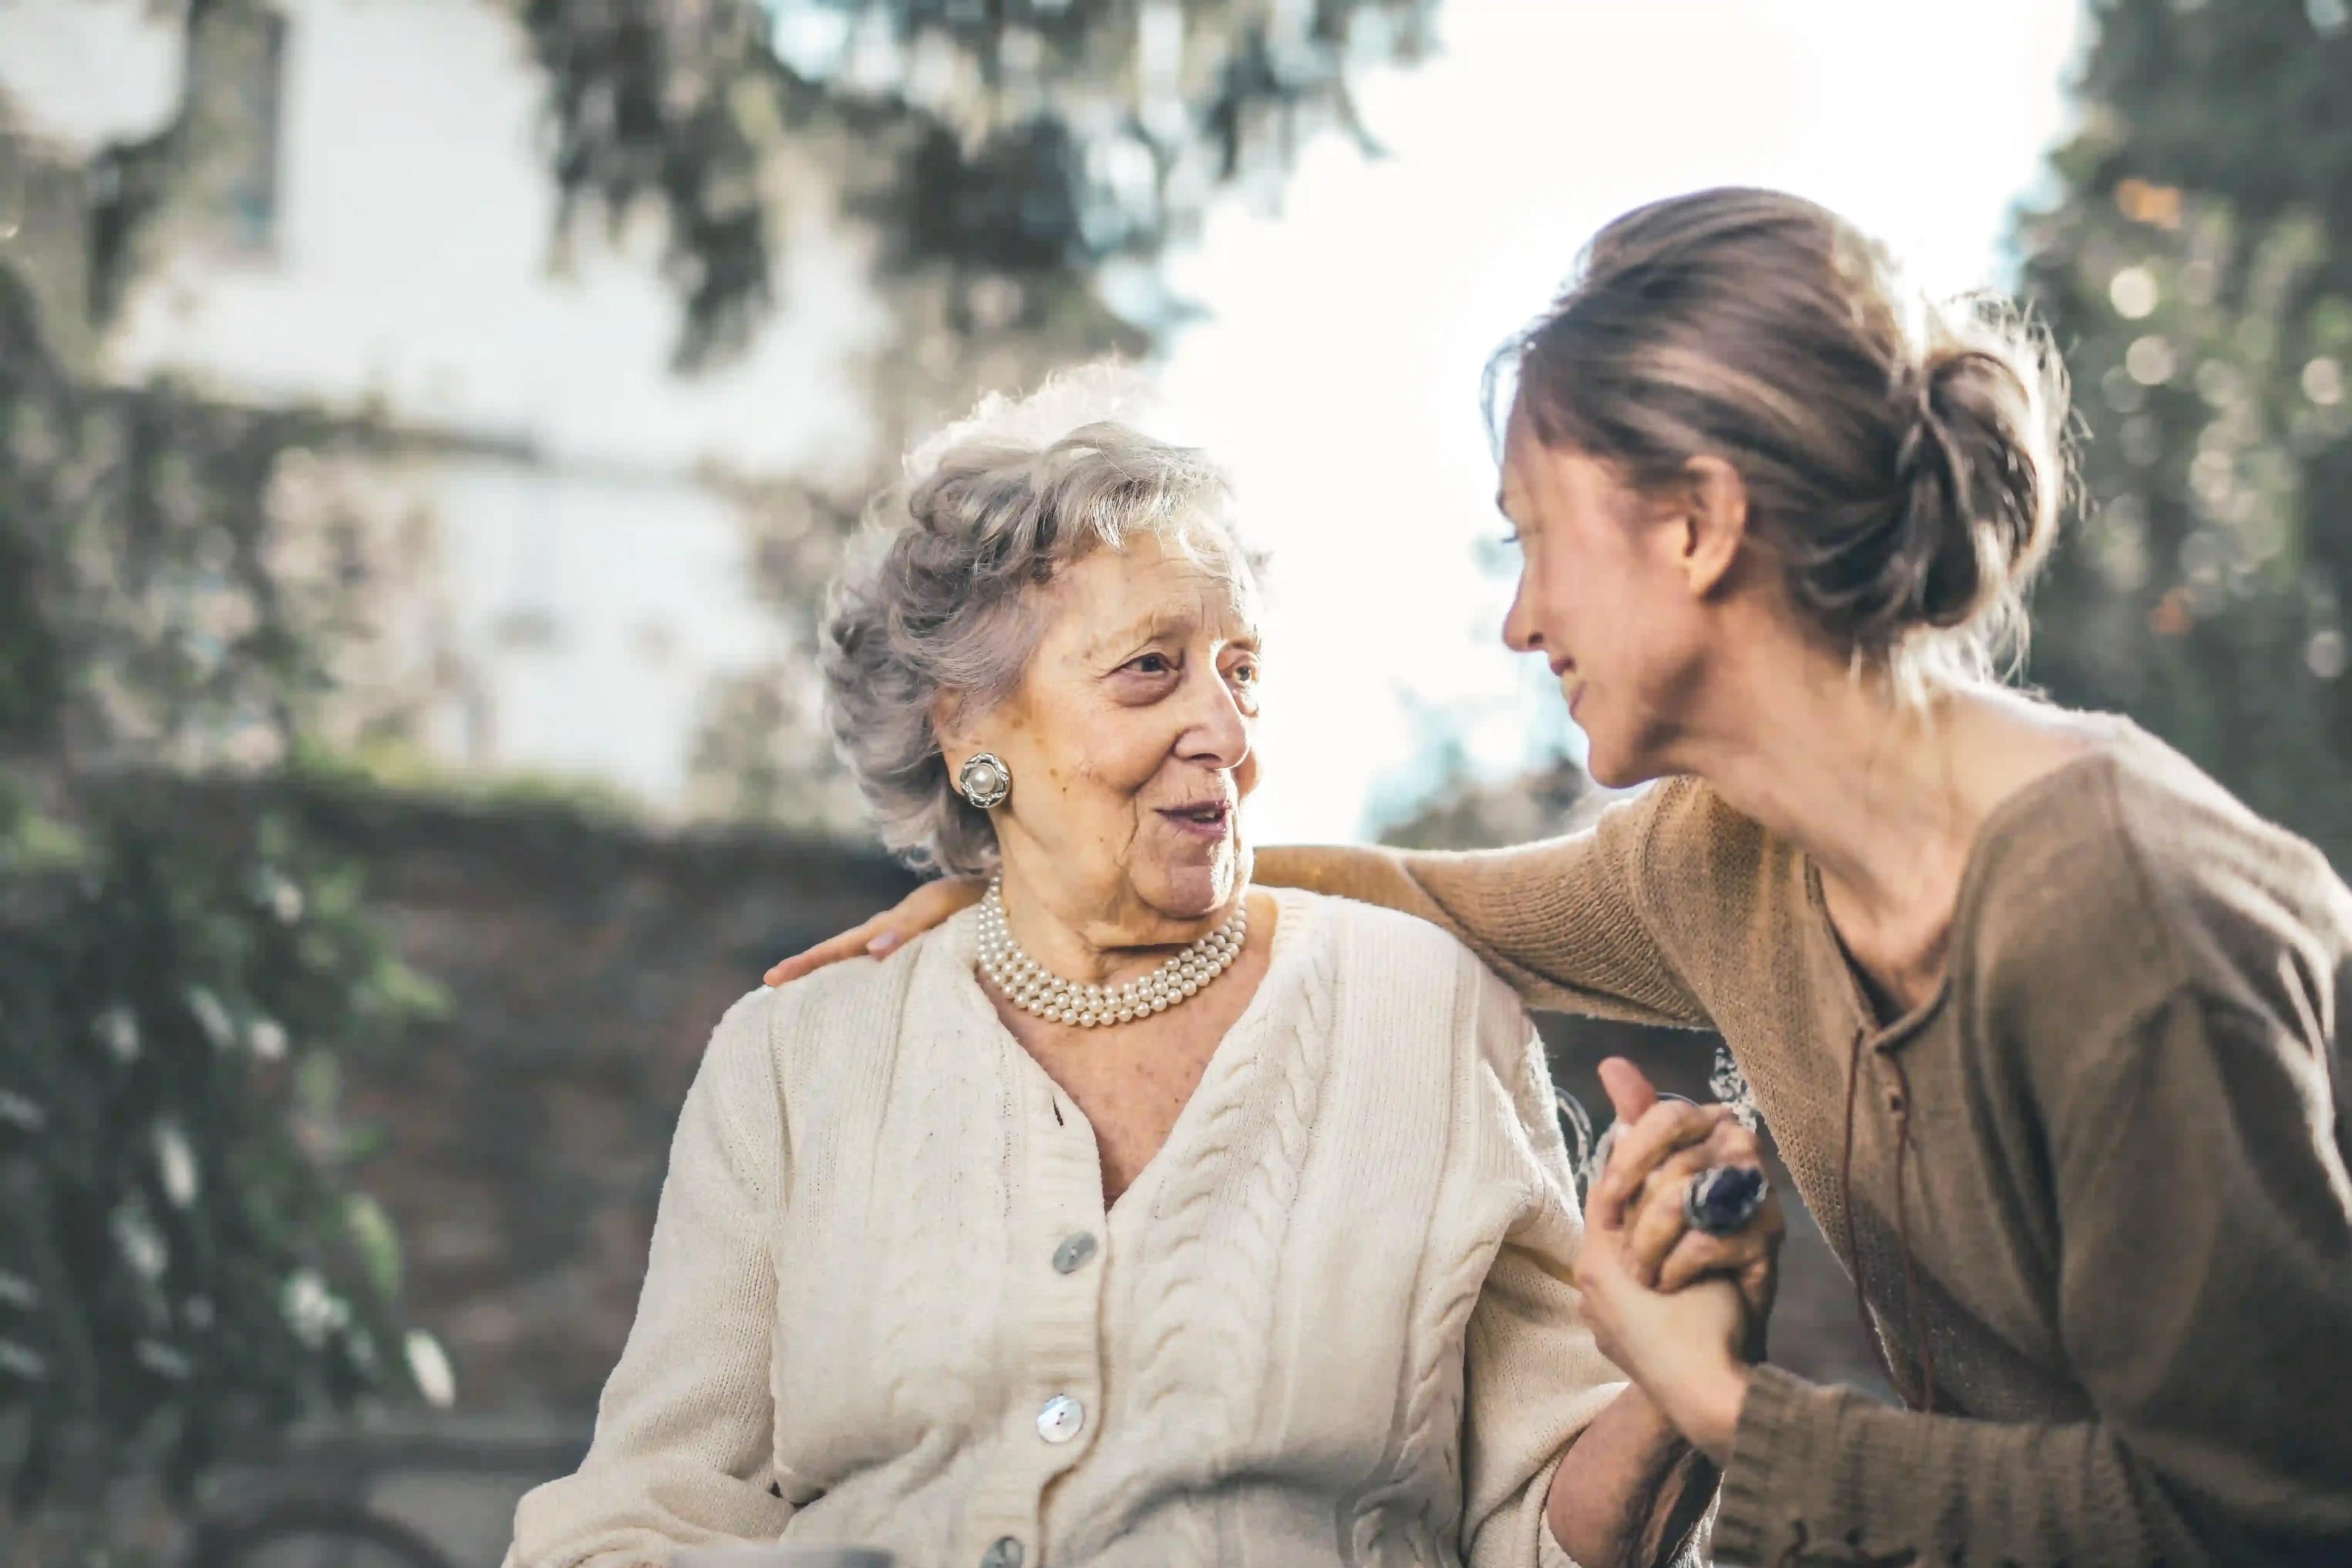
506, 889, 1623, 1568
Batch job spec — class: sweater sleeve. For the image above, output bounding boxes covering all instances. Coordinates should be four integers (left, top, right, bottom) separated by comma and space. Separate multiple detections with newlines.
1709, 987, 2352, 1567
507, 991, 794, 1568
1457, 963, 1635, 1568
1256, 786, 1708, 1026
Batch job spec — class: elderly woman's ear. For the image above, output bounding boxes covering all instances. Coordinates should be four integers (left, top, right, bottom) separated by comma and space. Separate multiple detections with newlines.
932, 693, 974, 771
931, 700, 1016, 823
934, 695, 1016, 812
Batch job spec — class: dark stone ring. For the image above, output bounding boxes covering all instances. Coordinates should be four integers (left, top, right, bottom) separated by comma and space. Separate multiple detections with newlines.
1684, 1164, 1770, 1236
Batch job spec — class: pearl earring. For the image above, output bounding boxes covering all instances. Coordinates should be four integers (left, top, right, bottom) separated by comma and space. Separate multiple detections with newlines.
957, 752, 1012, 809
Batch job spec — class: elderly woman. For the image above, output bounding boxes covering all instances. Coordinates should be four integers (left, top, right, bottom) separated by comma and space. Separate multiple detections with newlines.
505, 385, 1777, 1568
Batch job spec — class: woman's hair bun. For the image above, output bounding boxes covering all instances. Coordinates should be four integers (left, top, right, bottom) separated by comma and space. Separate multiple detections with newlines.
1501, 189, 2075, 688
1888, 304, 2070, 639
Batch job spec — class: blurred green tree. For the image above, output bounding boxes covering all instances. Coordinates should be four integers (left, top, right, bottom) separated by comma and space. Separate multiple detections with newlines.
92, 0, 1436, 368
0, 260, 444, 1525
518, 0, 1436, 366
2019, 0, 2352, 869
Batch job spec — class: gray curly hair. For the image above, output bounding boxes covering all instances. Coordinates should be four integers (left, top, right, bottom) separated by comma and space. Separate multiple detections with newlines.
821, 377, 1249, 876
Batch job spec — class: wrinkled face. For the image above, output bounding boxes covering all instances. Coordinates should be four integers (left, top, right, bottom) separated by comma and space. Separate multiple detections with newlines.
1497, 409, 1713, 788
956, 529, 1262, 932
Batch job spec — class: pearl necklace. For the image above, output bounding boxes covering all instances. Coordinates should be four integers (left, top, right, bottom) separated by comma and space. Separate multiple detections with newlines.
976, 878, 1247, 1028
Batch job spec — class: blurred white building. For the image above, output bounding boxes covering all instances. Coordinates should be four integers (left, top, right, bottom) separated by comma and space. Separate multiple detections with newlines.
0, 0, 893, 812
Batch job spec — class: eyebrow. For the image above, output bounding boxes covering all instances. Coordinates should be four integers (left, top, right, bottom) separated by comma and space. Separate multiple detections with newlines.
1084, 608, 1194, 662
1087, 606, 1262, 662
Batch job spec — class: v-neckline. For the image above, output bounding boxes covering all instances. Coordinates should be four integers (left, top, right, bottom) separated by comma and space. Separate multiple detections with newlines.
945, 888, 1309, 1221
1796, 720, 2133, 1049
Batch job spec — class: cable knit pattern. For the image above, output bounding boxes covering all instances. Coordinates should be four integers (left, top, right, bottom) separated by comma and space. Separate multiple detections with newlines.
1352, 970, 1556, 1566
1094, 930, 1337, 1556
1351, 1234, 1493, 1565
507, 889, 1626, 1568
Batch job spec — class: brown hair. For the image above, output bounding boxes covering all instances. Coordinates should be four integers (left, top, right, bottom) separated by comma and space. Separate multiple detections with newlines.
1495, 187, 2073, 687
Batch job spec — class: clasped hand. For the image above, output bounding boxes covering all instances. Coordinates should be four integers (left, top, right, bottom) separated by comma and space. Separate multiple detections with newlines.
1572, 1058, 1785, 1466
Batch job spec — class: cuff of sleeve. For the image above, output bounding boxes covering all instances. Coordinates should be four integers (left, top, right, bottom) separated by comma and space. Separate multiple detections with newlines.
1709, 1363, 1837, 1567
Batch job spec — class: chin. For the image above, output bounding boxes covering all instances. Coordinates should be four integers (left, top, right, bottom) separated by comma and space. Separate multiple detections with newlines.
1584, 749, 1637, 790
1147, 847, 1245, 923
1582, 730, 1671, 791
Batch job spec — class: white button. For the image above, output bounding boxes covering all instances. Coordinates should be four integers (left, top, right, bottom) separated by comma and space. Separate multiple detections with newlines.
1036, 1393, 1085, 1444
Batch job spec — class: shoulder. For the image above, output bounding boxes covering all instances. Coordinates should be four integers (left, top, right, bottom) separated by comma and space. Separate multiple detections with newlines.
1280, 887, 1539, 1066
723, 922, 941, 1081
1613, 775, 1792, 924
1964, 726, 2352, 1078
2100, 734, 2352, 960
759, 933, 924, 1023
1291, 884, 1480, 969
1285, 885, 1519, 1017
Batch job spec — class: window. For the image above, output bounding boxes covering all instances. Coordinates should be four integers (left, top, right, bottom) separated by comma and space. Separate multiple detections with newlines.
186, 6, 288, 255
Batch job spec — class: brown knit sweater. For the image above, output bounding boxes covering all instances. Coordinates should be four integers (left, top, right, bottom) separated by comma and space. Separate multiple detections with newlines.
1261, 722, 2352, 1567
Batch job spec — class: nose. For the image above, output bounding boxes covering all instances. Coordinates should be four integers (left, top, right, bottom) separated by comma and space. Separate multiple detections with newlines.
1175, 666, 1252, 772
1502, 576, 1542, 655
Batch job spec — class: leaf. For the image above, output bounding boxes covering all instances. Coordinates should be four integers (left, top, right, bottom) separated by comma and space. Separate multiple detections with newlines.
343, 1193, 402, 1302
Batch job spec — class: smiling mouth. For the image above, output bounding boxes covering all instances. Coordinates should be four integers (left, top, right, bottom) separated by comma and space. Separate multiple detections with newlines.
1159, 802, 1234, 835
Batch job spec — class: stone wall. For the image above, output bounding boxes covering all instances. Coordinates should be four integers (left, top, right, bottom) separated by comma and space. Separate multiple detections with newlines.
262, 781, 917, 1419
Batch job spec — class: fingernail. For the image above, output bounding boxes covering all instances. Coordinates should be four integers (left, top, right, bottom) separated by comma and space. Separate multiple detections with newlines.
867, 932, 900, 956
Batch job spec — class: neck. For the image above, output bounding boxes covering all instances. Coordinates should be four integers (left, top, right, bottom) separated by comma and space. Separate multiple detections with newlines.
992, 864, 1242, 987
1667, 644, 1985, 930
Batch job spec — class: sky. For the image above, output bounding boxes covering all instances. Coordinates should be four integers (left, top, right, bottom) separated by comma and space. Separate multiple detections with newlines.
1148, 0, 2088, 843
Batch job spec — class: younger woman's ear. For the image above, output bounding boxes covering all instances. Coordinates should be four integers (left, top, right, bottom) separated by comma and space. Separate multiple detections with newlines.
1676, 456, 1750, 597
